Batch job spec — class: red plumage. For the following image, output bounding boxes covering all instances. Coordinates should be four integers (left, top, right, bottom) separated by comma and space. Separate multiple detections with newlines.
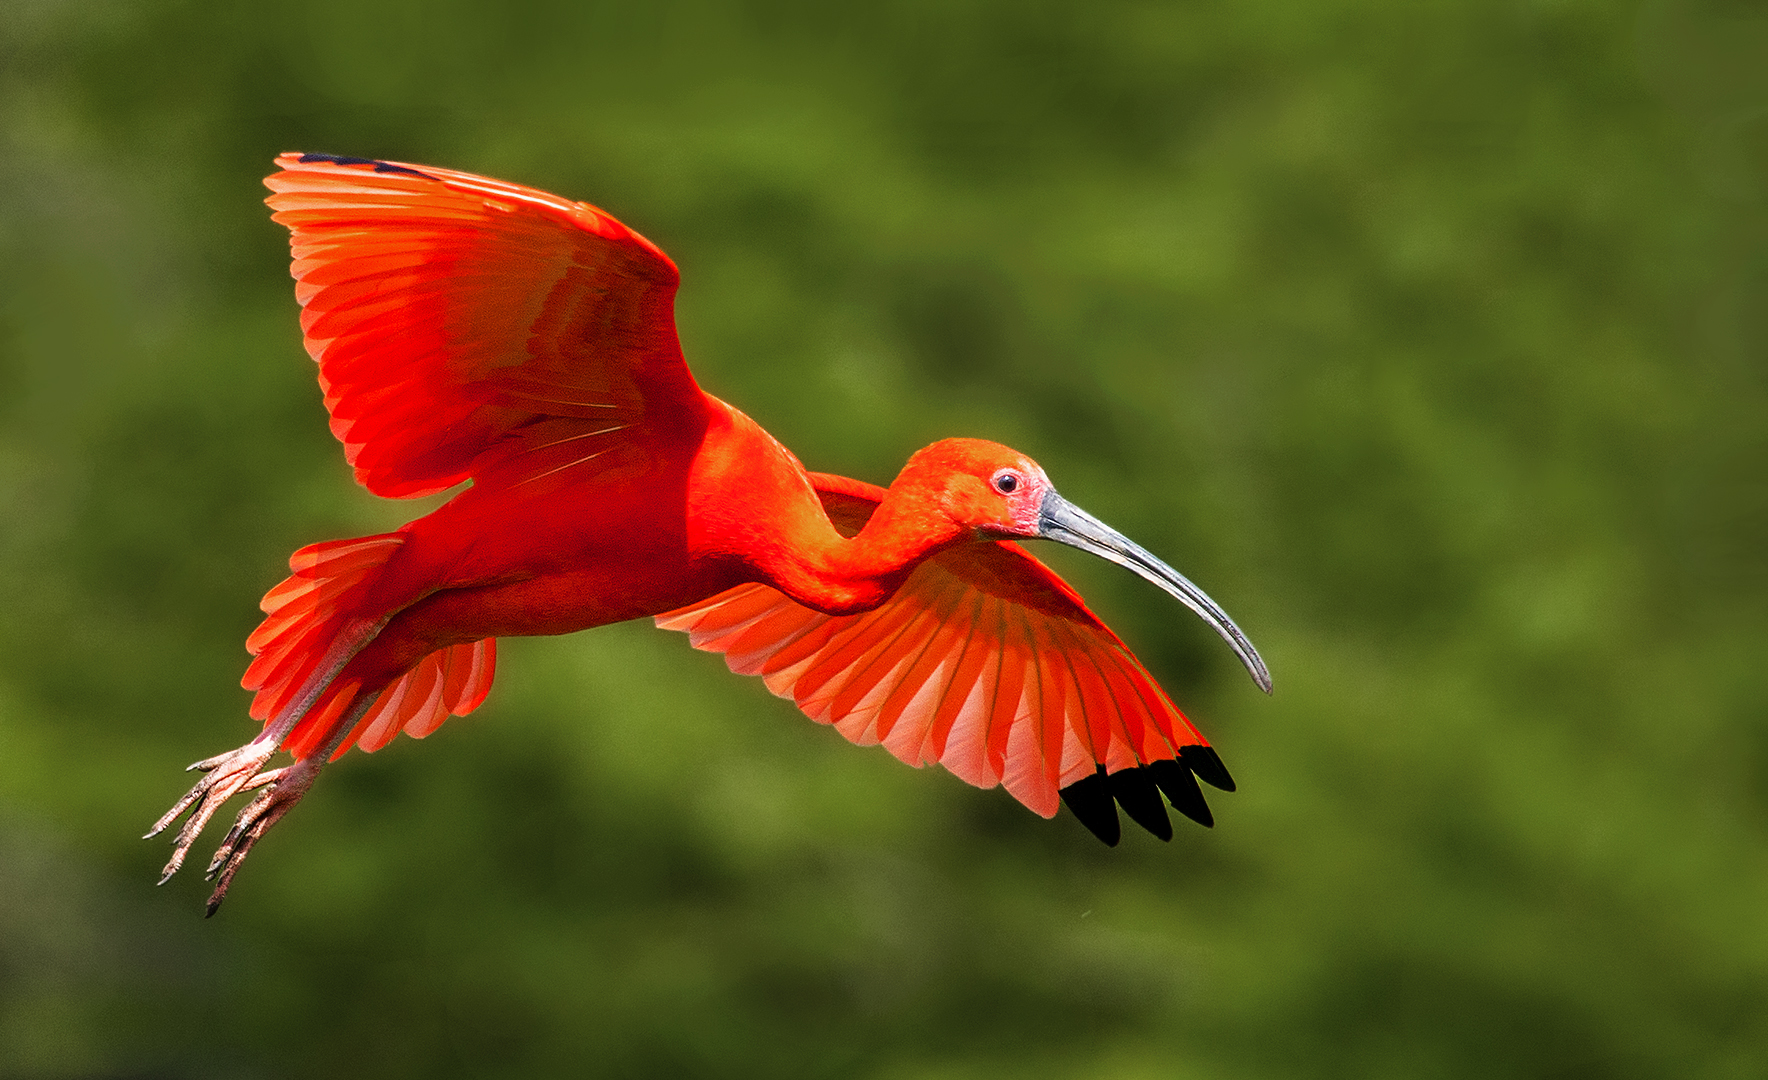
149, 154, 1268, 914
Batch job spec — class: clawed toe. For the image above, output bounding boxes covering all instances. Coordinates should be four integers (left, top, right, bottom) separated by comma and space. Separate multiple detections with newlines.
145, 738, 282, 891
201, 761, 316, 916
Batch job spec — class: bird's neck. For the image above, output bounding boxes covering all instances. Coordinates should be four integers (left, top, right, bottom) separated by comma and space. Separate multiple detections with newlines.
770, 476, 968, 617
691, 396, 968, 617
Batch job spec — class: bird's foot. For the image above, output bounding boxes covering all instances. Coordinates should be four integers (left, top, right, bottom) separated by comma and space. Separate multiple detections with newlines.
198, 755, 320, 916
146, 737, 282, 889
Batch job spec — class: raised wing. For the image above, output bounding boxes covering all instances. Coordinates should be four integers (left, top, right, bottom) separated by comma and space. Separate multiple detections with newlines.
264, 153, 706, 498
655, 473, 1236, 844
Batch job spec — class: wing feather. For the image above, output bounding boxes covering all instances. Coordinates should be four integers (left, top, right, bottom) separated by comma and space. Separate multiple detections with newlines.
921, 589, 996, 769
331, 637, 498, 758
653, 475, 1224, 831
265, 153, 705, 499
937, 631, 1003, 789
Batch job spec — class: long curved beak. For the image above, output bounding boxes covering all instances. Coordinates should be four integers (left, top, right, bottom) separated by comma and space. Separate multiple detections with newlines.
1038, 490, 1272, 693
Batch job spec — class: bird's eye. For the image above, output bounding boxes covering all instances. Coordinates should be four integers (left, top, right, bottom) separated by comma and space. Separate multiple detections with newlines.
993, 472, 1019, 494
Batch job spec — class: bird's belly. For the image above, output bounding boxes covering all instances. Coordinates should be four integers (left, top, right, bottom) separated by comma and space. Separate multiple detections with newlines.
371, 454, 749, 646
397, 560, 739, 642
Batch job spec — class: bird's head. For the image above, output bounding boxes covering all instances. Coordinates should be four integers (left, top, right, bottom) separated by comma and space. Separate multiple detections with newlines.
899, 437, 1272, 694
899, 438, 1053, 539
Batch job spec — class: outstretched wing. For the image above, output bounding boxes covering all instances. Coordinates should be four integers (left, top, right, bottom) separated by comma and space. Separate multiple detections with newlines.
655, 473, 1235, 844
264, 153, 707, 498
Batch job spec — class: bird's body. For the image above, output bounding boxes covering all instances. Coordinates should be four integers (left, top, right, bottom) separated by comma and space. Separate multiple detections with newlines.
151, 154, 1270, 913
285, 395, 945, 718
348, 395, 753, 663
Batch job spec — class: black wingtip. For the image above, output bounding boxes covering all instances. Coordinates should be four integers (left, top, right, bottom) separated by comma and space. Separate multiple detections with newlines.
1149, 759, 1215, 828
295, 153, 434, 180
1180, 744, 1236, 792
1106, 766, 1173, 842
1059, 769, 1121, 846
1062, 751, 1236, 842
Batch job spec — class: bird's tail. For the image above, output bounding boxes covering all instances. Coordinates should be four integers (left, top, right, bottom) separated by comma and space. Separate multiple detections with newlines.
242, 534, 495, 761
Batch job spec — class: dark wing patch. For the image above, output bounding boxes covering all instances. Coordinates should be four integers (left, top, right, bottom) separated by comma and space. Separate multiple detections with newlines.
1058, 749, 1235, 843
1058, 768, 1121, 846
1107, 765, 1173, 841
1149, 759, 1214, 828
1180, 744, 1236, 792
297, 152, 435, 179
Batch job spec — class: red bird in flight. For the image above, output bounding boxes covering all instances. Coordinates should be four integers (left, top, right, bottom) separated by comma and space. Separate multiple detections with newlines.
149, 154, 1271, 914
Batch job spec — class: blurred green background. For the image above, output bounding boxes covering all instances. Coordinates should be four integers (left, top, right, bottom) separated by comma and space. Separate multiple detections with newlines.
2, 0, 1765, 1076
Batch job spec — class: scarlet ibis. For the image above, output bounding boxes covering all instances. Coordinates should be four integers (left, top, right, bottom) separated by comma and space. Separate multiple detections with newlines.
148, 153, 1271, 914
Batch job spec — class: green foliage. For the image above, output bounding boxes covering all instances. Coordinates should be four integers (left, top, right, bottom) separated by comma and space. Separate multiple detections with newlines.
2, 1, 1764, 1076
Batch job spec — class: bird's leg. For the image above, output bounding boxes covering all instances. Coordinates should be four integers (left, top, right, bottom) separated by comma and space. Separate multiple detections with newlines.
200, 754, 322, 916
146, 735, 283, 884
